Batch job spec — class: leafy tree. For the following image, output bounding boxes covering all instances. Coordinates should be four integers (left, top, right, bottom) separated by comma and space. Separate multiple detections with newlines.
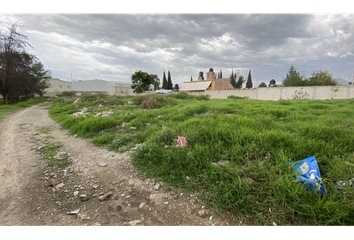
258, 82, 267, 87
167, 71, 172, 89
246, 69, 253, 88
150, 74, 160, 90
306, 70, 337, 86
174, 83, 179, 91
162, 71, 167, 89
131, 70, 151, 93
282, 64, 305, 86
230, 69, 236, 89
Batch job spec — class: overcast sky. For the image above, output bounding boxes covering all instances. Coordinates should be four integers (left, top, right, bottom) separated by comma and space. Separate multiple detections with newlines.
1, 4, 354, 87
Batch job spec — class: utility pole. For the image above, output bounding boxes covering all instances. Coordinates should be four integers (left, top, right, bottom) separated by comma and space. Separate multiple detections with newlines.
71, 73, 72, 82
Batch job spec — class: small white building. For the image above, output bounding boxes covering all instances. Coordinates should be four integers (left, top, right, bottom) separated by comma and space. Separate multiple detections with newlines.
45, 78, 72, 97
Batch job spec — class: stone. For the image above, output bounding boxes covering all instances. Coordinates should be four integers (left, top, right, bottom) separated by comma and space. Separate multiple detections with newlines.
98, 196, 105, 201
55, 183, 64, 189
48, 179, 55, 186
73, 191, 79, 197
154, 183, 160, 190
67, 208, 80, 215
128, 220, 141, 226
163, 202, 169, 205
198, 210, 207, 218
139, 202, 145, 209
130, 127, 137, 130
103, 191, 113, 199
80, 195, 88, 202
78, 214, 91, 220
98, 163, 108, 167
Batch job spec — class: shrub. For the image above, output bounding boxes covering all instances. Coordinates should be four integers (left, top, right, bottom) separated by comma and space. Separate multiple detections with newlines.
168, 92, 191, 100
142, 96, 158, 109
56, 91, 76, 97
156, 127, 177, 146
227, 95, 248, 100
195, 94, 210, 101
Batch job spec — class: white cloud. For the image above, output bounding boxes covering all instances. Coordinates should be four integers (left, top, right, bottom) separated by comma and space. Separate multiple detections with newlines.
327, 51, 340, 57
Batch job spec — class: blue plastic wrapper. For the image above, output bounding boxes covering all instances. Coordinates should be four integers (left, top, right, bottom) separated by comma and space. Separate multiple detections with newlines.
290, 156, 326, 195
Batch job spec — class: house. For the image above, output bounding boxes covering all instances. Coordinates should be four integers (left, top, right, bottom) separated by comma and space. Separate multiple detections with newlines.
44, 78, 72, 97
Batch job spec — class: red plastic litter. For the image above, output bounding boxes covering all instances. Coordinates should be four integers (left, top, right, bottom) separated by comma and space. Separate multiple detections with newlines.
177, 136, 188, 148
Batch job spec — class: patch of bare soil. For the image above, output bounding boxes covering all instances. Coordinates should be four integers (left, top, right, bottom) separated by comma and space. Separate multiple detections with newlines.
0, 102, 239, 226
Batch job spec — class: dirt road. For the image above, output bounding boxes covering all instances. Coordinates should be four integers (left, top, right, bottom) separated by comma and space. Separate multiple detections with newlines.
0, 102, 237, 226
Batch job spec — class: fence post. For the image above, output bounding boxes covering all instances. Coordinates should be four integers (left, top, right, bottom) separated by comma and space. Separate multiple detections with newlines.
312, 87, 317, 99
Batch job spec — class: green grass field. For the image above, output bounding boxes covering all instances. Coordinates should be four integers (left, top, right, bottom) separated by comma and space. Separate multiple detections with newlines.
0, 97, 48, 123
48, 93, 354, 225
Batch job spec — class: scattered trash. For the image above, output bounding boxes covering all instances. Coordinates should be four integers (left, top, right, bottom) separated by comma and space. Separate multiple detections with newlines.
98, 196, 105, 201
98, 103, 105, 108
336, 178, 354, 189
95, 111, 114, 117
67, 208, 80, 215
177, 136, 188, 148
73, 191, 79, 197
273, 222, 277, 226
198, 210, 207, 217
103, 191, 113, 199
130, 127, 137, 130
158, 115, 162, 118
289, 156, 326, 195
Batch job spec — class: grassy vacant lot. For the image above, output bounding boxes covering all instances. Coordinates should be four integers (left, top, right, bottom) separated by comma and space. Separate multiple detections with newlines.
49, 93, 354, 225
0, 97, 47, 122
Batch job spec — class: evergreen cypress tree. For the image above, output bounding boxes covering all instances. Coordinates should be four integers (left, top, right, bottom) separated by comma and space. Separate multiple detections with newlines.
167, 71, 172, 89
246, 69, 253, 88
191, 75, 193, 81
230, 69, 237, 89
235, 75, 244, 89
162, 71, 167, 89
220, 69, 223, 78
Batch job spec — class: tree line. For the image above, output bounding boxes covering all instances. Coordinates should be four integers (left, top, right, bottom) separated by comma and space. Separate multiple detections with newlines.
0, 23, 51, 104
258, 65, 337, 88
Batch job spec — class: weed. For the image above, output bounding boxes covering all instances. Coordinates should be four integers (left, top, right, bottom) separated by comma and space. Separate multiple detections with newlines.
38, 141, 71, 168
38, 127, 48, 134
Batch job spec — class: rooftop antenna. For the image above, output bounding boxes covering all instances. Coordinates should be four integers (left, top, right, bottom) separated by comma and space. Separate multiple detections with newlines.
352, 71, 354, 85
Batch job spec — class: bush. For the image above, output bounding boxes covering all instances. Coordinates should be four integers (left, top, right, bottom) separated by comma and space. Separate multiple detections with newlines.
56, 91, 76, 97
227, 95, 248, 100
53, 97, 77, 104
142, 97, 158, 109
195, 94, 210, 101
131, 95, 148, 105
168, 92, 191, 100
156, 127, 177, 146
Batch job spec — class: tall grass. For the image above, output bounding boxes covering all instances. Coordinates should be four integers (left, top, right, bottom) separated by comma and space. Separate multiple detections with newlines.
48, 93, 354, 225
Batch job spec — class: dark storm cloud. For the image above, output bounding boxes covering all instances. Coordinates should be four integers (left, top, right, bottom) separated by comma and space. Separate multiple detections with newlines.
1, 13, 353, 85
